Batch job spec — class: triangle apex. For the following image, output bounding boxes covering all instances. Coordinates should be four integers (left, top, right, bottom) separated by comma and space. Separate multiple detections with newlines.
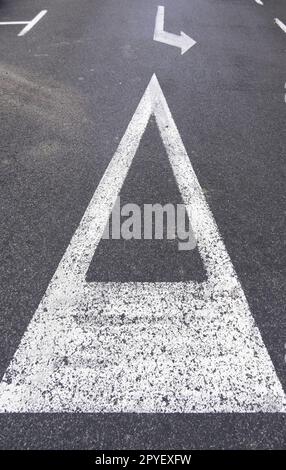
150, 73, 159, 85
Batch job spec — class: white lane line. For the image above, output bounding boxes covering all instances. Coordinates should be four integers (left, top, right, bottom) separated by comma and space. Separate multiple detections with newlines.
18, 10, 47, 36
274, 18, 286, 34
254, 0, 264, 5
0, 75, 285, 412
0, 21, 27, 25
0, 10, 47, 36
154, 5, 196, 55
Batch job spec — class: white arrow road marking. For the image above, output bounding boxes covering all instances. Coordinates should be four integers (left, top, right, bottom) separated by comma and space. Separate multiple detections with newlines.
254, 0, 263, 6
153, 6, 196, 55
0, 10, 47, 37
0, 75, 285, 412
274, 18, 286, 34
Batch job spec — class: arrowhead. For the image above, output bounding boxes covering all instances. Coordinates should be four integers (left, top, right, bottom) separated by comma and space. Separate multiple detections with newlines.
180, 31, 196, 55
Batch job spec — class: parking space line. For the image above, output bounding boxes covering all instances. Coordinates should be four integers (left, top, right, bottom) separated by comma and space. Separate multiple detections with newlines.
153, 5, 196, 55
0, 10, 47, 36
0, 75, 285, 413
274, 18, 286, 34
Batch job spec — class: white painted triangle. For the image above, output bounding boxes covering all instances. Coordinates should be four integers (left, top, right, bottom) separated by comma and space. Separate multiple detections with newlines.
0, 74, 285, 412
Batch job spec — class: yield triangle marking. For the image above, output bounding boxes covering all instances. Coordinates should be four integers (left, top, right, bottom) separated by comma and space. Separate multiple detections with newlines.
0, 75, 285, 412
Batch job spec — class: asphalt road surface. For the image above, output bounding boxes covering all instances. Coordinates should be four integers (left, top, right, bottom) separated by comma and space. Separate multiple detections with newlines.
0, 0, 285, 449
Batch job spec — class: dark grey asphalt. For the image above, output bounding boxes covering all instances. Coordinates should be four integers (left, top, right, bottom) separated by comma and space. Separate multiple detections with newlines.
0, 0, 285, 449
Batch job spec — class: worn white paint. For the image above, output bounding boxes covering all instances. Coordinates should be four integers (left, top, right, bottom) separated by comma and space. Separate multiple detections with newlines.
274, 18, 286, 34
254, 0, 263, 6
18, 10, 47, 37
153, 6, 196, 55
0, 10, 47, 36
0, 75, 285, 413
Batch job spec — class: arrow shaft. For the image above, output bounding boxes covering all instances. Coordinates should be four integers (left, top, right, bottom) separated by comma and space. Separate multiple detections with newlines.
154, 5, 165, 33
154, 30, 183, 49
0, 10, 47, 36
154, 5, 181, 46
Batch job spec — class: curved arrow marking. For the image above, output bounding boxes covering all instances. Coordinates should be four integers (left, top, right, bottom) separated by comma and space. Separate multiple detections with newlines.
153, 5, 196, 55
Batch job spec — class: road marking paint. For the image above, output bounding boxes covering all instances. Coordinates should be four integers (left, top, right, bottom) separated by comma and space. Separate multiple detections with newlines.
0, 10, 47, 36
0, 21, 27, 25
153, 6, 196, 55
0, 75, 285, 412
18, 10, 47, 37
274, 18, 286, 34
254, 0, 263, 6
